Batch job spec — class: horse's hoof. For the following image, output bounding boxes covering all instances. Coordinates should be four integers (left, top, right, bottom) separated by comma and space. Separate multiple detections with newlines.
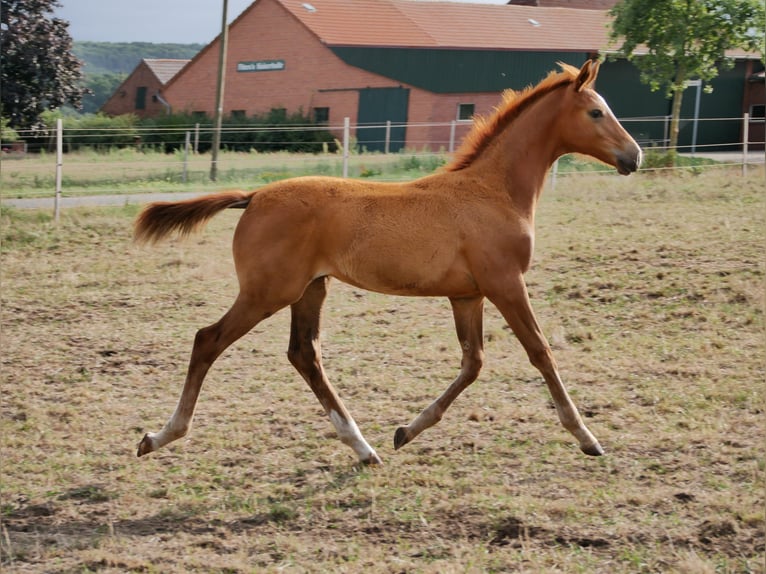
581, 441, 604, 456
363, 452, 383, 465
137, 434, 155, 457
393, 427, 409, 450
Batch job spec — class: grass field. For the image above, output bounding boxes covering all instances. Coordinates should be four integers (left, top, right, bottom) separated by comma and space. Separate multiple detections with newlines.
1, 168, 764, 573
0, 147, 719, 200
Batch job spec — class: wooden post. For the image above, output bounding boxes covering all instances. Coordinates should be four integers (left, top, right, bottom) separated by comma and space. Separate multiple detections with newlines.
183, 131, 190, 183
210, 0, 229, 181
385, 120, 391, 154
742, 113, 749, 177
550, 158, 559, 190
54, 118, 63, 222
449, 120, 456, 153
342, 117, 350, 178
194, 123, 200, 154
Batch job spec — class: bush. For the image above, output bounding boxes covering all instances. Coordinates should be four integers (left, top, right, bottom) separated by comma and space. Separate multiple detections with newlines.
138, 109, 336, 154
1, 117, 20, 142
641, 149, 677, 170
63, 113, 139, 151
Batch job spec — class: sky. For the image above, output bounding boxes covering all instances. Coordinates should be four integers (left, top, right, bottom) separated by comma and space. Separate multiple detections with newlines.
55, 0, 509, 44
55, 0, 255, 44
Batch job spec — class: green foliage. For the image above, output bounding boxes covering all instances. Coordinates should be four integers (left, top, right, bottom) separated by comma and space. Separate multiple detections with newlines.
140, 109, 336, 154
396, 153, 447, 173
1, 116, 20, 142
0, 0, 88, 129
608, 0, 765, 159
80, 72, 127, 114
609, 0, 765, 98
60, 113, 140, 150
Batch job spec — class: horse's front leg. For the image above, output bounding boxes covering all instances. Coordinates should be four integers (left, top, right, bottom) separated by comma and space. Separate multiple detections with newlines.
487, 279, 603, 456
394, 296, 485, 450
288, 277, 381, 465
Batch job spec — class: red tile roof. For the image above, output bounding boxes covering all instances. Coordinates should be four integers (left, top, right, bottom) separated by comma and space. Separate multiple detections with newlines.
144, 59, 190, 84
278, 0, 617, 51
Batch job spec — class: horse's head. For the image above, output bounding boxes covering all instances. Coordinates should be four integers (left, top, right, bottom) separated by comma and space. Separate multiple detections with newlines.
558, 60, 642, 175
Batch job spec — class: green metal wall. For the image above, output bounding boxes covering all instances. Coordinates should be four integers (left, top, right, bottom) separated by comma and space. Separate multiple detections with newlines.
598, 59, 748, 150
357, 87, 409, 152
331, 47, 591, 93
678, 61, 747, 151
333, 47, 750, 151
596, 59, 670, 145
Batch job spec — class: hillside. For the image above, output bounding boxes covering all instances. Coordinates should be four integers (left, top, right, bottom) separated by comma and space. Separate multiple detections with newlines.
74, 41, 204, 75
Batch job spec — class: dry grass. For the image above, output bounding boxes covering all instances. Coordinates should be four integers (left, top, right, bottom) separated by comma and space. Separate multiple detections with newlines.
0, 149, 446, 198
1, 169, 764, 573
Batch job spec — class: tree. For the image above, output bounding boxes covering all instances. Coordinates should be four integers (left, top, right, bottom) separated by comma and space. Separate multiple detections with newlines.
609, 0, 765, 162
81, 72, 127, 114
1, 0, 88, 130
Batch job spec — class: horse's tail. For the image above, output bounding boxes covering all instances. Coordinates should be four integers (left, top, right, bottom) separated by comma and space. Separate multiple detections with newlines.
134, 189, 256, 244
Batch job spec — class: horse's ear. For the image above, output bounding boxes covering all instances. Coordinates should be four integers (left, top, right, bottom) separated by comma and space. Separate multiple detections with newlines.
575, 59, 600, 92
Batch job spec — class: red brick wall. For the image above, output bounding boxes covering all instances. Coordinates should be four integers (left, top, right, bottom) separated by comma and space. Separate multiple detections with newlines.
101, 62, 167, 118
743, 62, 764, 150
164, 0, 397, 120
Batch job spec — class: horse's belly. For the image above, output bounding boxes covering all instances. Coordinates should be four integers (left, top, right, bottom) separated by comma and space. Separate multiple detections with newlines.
331, 248, 478, 298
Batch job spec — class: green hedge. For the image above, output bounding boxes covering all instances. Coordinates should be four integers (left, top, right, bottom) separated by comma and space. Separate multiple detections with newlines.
52, 109, 337, 154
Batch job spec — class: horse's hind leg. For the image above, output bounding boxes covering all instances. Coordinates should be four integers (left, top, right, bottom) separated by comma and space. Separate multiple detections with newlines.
287, 276, 381, 465
394, 296, 485, 450
137, 293, 275, 456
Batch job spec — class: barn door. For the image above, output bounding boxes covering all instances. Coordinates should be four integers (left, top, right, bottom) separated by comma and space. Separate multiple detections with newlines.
357, 87, 409, 152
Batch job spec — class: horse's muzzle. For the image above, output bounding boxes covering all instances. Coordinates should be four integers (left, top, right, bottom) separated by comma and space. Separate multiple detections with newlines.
616, 148, 642, 175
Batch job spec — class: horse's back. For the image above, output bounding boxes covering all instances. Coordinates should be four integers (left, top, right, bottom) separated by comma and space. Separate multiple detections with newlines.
231, 174, 485, 298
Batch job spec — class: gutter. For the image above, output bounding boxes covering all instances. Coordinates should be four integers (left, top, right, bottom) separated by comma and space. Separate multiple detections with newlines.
155, 91, 172, 115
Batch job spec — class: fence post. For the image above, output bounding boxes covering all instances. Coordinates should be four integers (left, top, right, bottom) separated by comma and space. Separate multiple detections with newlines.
550, 158, 559, 190
449, 120, 456, 153
342, 117, 350, 178
194, 123, 200, 154
385, 120, 391, 154
183, 131, 190, 183
54, 118, 63, 222
742, 113, 749, 177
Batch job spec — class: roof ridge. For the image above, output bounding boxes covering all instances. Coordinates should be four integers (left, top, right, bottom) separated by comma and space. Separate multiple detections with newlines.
390, 0, 440, 46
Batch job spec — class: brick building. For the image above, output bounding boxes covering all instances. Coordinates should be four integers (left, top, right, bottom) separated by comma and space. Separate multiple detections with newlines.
159, 0, 615, 151
104, 0, 763, 152
101, 59, 189, 119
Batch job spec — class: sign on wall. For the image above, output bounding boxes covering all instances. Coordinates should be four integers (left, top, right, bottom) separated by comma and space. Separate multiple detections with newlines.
237, 60, 286, 72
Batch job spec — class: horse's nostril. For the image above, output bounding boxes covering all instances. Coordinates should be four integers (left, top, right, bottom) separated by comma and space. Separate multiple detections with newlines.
617, 156, 638, 175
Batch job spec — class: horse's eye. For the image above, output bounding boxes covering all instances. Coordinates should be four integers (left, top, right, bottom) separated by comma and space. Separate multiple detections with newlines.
589, 109, 604, 119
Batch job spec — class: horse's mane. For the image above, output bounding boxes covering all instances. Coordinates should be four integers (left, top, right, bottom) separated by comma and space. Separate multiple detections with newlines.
446, 64, 580, 172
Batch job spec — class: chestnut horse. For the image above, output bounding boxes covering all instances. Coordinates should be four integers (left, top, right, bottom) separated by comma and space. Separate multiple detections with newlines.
135, 60, 640, 464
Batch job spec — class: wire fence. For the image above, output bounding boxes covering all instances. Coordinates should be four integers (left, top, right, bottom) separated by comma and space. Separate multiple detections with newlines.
1, 114, 763, 212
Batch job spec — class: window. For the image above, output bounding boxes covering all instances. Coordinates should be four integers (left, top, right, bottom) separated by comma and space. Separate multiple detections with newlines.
457, 103, 475, 121
313, 107, 329, 124
269, 108, 287, 121
135, 86, 147, 110
230, 110, 246, 119
750, 104, 765, 119
192, 111, 207, 120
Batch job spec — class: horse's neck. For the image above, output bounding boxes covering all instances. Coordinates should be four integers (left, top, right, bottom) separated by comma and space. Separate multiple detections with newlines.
468, 97, 562, 220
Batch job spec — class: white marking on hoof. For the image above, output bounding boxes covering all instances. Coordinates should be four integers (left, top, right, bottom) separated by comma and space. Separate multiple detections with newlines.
329, 410, 379, 463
